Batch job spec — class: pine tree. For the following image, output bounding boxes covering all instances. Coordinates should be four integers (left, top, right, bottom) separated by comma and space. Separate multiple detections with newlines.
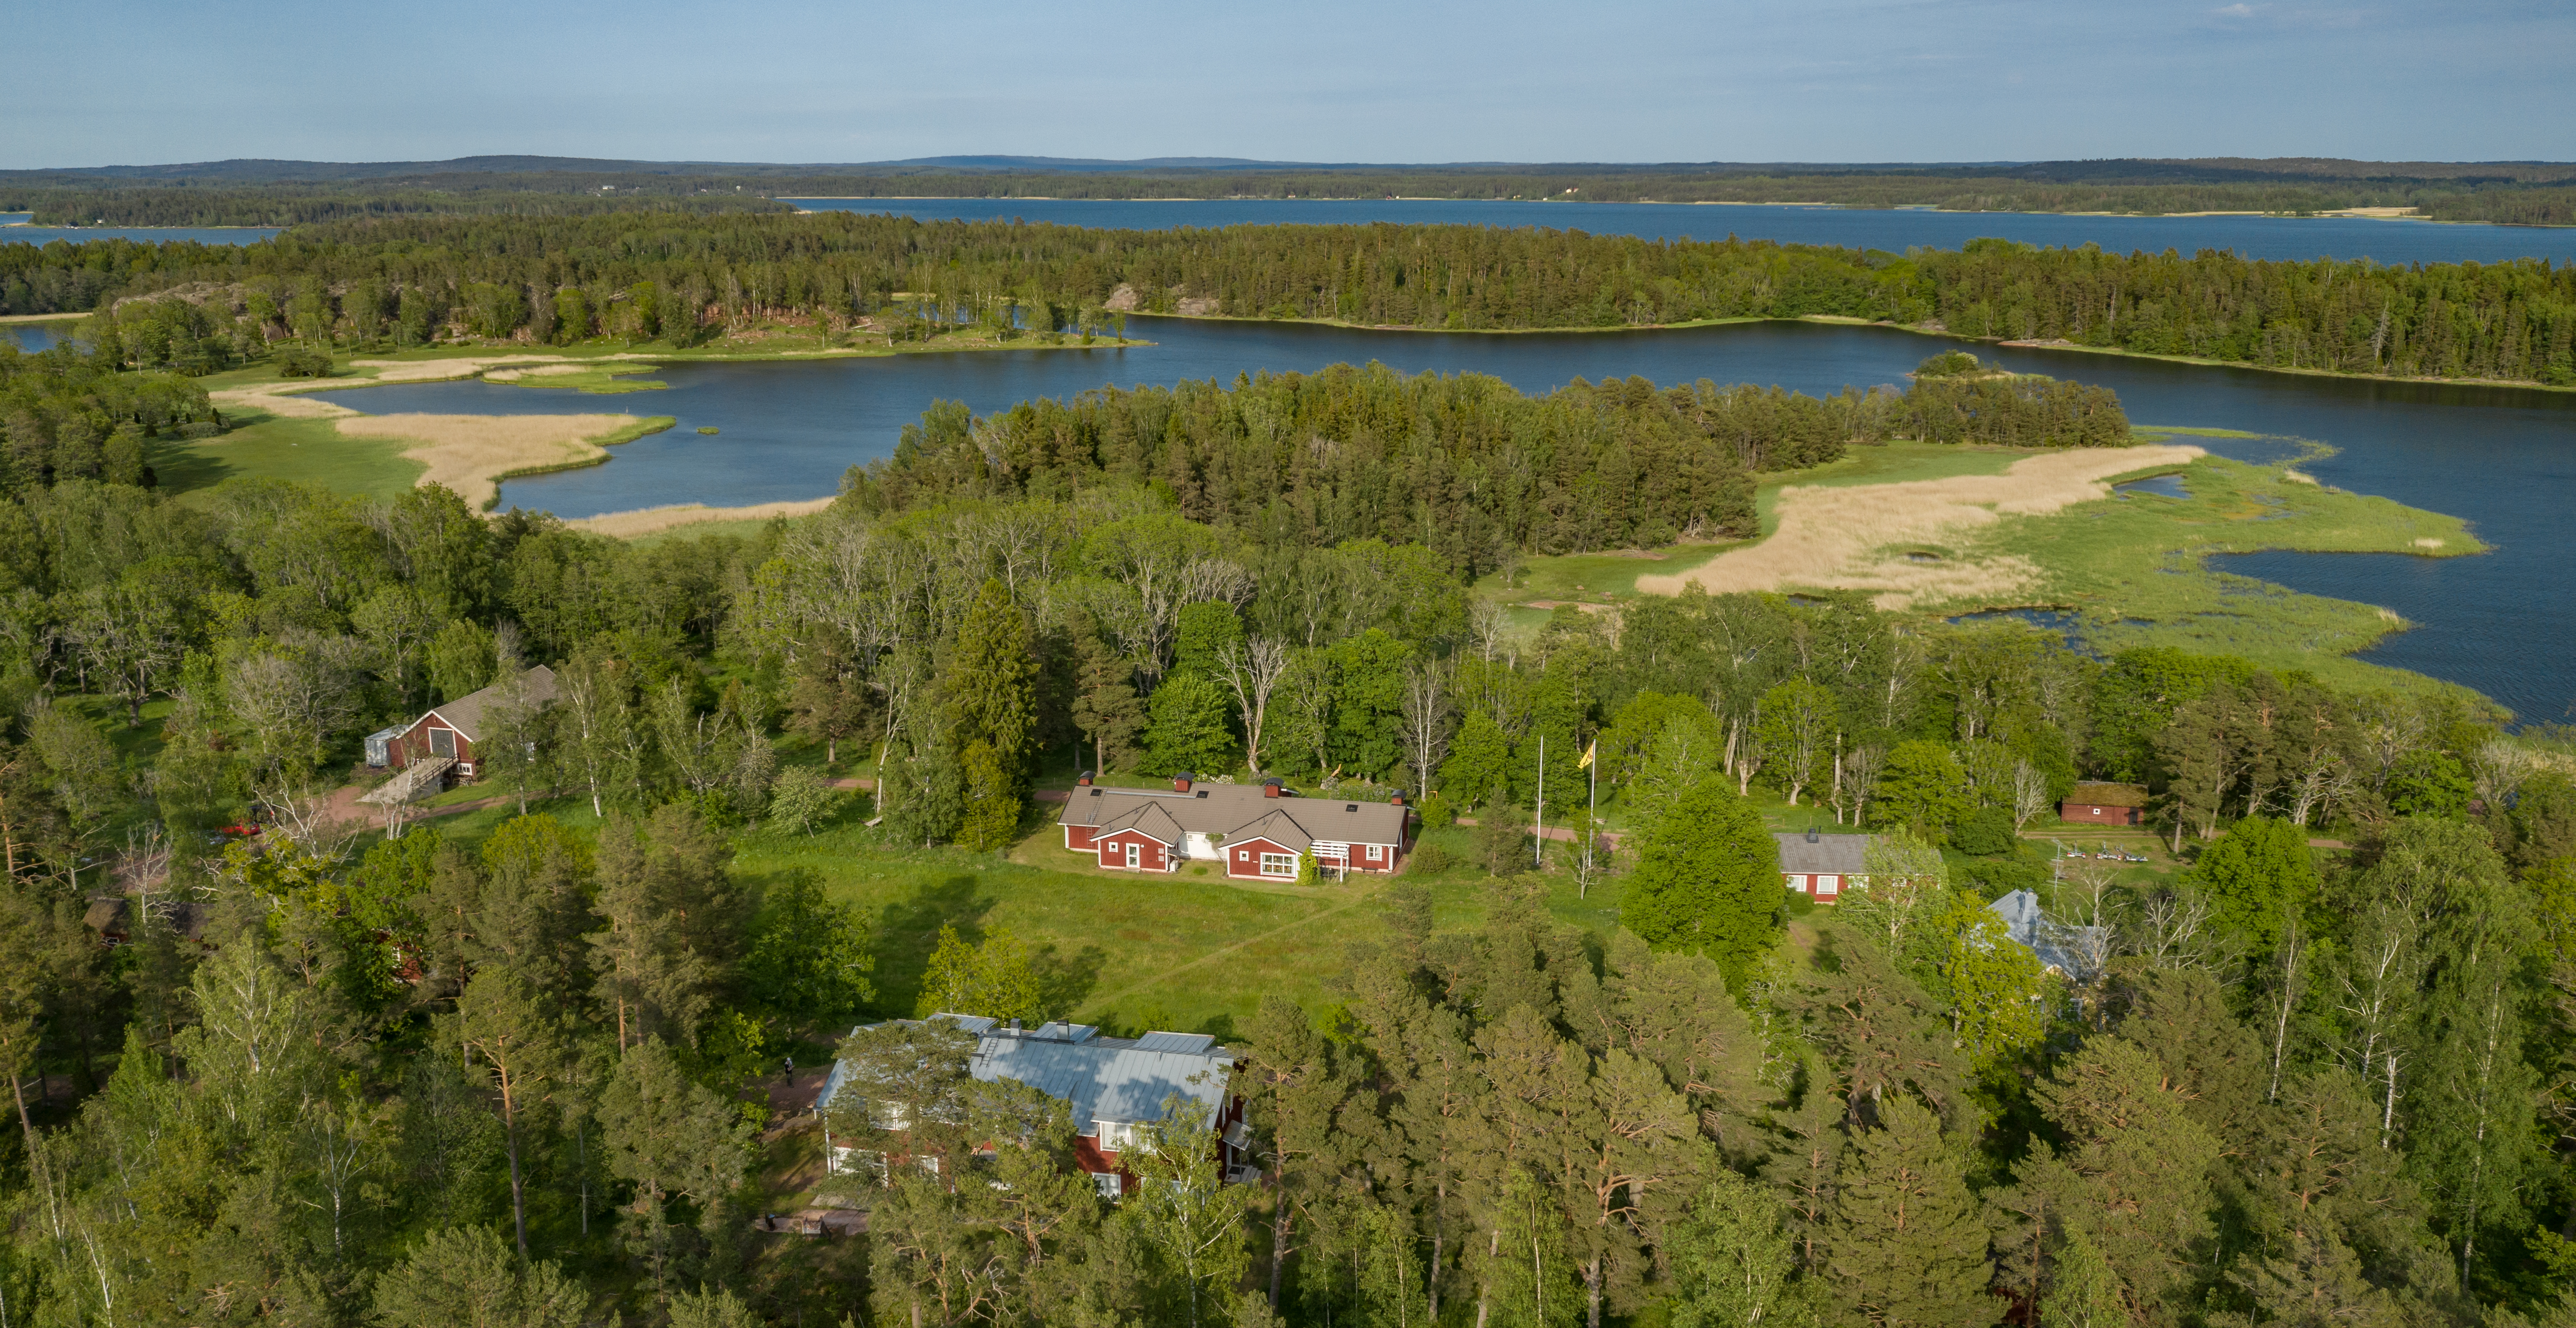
1069, 620, 1146, 775
1821, 1094, 1996, 1328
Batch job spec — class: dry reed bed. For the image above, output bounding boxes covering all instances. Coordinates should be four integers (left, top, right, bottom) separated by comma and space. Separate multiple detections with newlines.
347, 353, 655, 383
1636, 444, 2207, 609
568, 497, 837, 538
334, 413, 649, 510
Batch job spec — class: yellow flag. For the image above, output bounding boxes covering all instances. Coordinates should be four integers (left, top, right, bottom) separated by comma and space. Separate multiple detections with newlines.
1577, 739, 1596, 770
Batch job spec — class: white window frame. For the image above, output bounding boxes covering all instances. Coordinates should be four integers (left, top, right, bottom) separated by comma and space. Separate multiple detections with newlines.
1258, 852, 1296, 877
1366, 843, 1383, 862
1094, 1171, 1123, 1198
428, 726, 455, 757
1125, 843, 1141, 869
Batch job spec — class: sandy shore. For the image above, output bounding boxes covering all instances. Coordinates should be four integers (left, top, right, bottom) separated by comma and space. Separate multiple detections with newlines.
567, 497, 836, 538
1635, 445, 2206, 609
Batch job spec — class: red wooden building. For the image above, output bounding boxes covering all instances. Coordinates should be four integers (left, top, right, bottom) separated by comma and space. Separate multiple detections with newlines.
383, 666, 558, 781
2059, 782, 2148, 826
1059, 773, 1410, 879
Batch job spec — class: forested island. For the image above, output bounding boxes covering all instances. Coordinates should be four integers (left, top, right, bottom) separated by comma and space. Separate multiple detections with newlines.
6, 271, 2576, 1325
4, 212, 2569, 386
8, 155, 2576, 226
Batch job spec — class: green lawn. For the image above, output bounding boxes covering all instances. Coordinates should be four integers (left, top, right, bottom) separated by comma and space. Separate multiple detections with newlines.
413, 782, 1634, 1039
157, 407, 424, 502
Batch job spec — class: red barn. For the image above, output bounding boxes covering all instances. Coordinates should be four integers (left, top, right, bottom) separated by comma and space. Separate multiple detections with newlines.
1059, 773, 1410, 879
2060, 782, 2147, 826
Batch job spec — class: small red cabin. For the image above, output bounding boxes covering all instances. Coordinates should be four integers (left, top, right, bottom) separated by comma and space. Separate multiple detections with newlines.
2060, 782, 2147, 826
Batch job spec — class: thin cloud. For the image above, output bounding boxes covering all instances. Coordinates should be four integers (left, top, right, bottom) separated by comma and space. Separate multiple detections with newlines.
2212, 2, 2256, 15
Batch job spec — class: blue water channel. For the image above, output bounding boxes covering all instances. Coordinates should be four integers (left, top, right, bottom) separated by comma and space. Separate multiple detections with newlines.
789, 198, 2576, 267
308, 316, 2576, 719
1, 215, 280, 246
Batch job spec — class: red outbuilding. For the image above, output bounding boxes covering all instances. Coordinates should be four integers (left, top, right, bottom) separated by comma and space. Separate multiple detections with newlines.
2059, 781, 2148, 826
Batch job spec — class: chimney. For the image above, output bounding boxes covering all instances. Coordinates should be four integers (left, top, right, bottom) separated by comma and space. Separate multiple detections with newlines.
1263, 778, 1282, 799
1389, 791, 1407, 807
1173, 772, 1194, 793
1076, 770, 1093, 787
1806, 826, 1820, 843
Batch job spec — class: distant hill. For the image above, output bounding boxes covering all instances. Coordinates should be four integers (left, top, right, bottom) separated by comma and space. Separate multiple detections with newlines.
9, 155, 2568, 186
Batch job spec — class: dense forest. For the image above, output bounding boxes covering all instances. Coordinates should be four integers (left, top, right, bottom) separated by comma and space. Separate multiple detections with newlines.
5, 212, 2570, 384
6, 290, 2576, 1321
10, 155, 2576, 226
851, 361, 2127, 573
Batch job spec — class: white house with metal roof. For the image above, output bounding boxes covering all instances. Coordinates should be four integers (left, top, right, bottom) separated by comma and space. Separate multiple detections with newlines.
817, 1014, 1249, 1196
1059, 772, 1410, 879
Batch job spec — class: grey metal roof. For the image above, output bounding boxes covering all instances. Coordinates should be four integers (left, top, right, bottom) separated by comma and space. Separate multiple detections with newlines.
819, 1015, 1235, 1134
1060, 781, 1404, 848
1772, 831, 1874, 875
1987, 889, 2101, 976
410, 664, 559, 743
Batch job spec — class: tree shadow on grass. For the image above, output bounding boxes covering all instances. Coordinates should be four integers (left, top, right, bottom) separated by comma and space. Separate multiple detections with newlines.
1032, 942, 1107, 1021
873, 874, 996, 1018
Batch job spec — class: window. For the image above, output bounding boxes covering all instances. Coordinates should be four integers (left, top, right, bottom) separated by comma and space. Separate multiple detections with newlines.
1366, 844, 1383, 861
428, 726, 455, 757
1094, 1171, 1123, 1199
1236, 850, 1251, 861
1125, 844, 1141, 869
1259, 853, 1296, 876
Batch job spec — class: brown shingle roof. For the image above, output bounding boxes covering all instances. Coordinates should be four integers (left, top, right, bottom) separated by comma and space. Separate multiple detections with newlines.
2064, 782, 2147, 807
1060, 782, 1405, 849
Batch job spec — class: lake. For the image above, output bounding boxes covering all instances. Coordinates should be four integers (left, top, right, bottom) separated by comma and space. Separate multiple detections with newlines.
313, 317, 2576, 719
1, 215, 281, 246
2, 322, 75, 351
788, 198, 2576, 267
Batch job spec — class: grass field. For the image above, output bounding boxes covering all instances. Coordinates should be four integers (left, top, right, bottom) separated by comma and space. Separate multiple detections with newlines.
1982, 452, 2480, 689
158, 407, 425, 502
1491, 437, 2483, 696
416, 779, 1624, 1038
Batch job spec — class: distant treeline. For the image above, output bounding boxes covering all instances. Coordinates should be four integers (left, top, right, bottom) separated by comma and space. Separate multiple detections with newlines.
6, 212, 2571, 384
7, 175, 795, 227
847, 363, 2128, 571
12, 157, 2576, 226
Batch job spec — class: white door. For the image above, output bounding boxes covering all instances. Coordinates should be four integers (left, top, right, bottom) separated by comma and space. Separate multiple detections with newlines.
1125, 844, 1141, 869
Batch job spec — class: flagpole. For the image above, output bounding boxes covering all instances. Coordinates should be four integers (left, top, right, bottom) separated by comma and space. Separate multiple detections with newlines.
1534, 735, 1545, 869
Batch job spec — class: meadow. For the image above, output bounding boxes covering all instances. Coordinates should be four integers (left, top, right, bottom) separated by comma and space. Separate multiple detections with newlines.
1498, 435, 2484, 697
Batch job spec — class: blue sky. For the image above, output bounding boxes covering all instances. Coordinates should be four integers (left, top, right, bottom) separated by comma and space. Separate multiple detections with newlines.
6, 0, 2570, 168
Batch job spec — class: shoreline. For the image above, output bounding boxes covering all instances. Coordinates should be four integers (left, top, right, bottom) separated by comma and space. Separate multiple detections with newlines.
785, 197, 2560, 228
1120, 310, 2576, 393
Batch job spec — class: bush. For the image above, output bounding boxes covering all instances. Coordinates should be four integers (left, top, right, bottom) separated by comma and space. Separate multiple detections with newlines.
274, 343, 335, 378
1407, 841, 1456, 874
1953, 805, 2020, 857
1418, 789, 1455, 828
1914, 350, 1982, 378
